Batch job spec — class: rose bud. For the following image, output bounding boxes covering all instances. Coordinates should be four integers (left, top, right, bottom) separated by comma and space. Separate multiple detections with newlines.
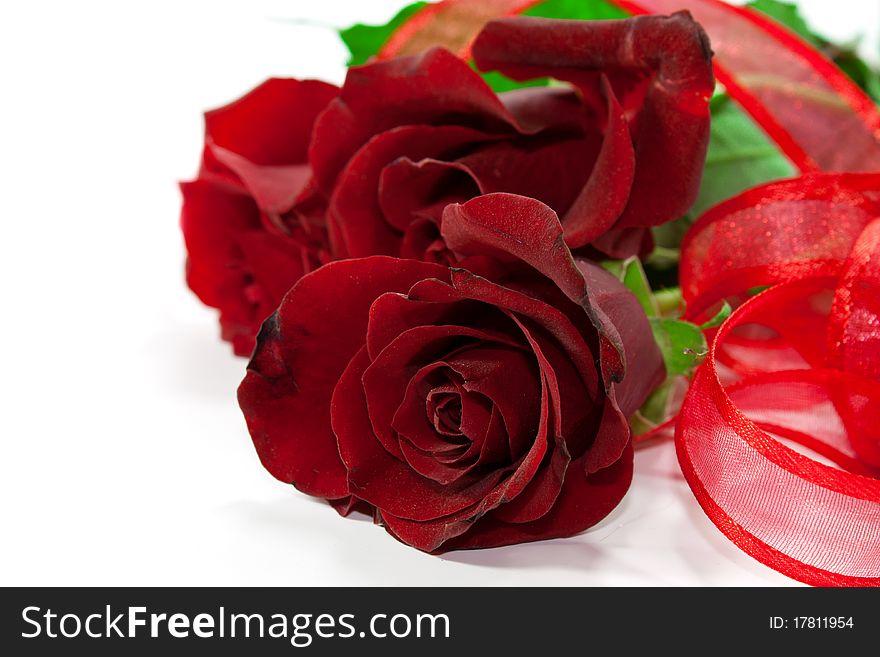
238, 193, 664, 551
310, 12, 713, 264
181, 78, 338, 356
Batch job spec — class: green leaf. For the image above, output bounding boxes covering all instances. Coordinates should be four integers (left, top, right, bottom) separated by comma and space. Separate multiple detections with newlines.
630, 381, 671, 433
828, 48, 880, 104
645, 245, 680, 272
654, 287, 683, 317
748, 0, 880, 103
700, 301, 732, 330
470, 64, 550, 93
523, 0, 629, 20
650, 318, 707, 377
630, 375, 688, 433
601, 257, 659, 316
339, 1, 427, 67
690, 94, 797, 216
747, 0, 820, 45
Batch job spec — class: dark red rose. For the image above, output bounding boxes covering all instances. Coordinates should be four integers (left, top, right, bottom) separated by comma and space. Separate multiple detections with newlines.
310, 12, 713, 264
238, 193, 664, 551
181, 78, 338, 356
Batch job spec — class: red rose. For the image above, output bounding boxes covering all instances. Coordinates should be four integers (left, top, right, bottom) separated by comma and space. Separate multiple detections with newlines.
311, 12, 713, 264
238, 194, 664, 551
181, 78, 338, 356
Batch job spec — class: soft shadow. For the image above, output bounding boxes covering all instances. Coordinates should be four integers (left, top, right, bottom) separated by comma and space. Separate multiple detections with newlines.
220, 490, 682, 585
438, 492, 648, 576
441, 538, 605, 571
144, 321, 244, 402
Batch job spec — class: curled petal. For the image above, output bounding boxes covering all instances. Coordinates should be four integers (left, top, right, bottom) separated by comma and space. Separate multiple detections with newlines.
618, 0, 880, 172
561, 77, 635, 249
378, 157, 483, 232
310, 47, 517, 194
204, 78, 338, 169
442, 193, 664, 396
333, 347, 513, 522
389, 444, 633, 552
472, 12, 714, 228
181, 180, 309, 356
329, 125, 489, 257
362, 324, 519, 460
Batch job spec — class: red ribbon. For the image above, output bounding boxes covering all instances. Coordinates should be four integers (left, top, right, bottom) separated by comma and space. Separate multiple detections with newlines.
677, 175, 880, 585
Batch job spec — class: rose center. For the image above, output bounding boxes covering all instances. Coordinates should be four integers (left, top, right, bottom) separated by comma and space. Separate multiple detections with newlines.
427, 390, 465, 438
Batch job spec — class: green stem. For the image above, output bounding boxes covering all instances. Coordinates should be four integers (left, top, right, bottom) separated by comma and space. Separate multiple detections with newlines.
654, 287, 683, 316
646, 245, 680, 268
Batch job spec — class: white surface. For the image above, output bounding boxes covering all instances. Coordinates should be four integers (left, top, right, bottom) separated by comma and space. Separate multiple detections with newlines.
1, 0, 872, 586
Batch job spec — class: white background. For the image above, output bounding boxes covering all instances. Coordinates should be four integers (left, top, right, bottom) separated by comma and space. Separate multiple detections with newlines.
1, 0, 876, 586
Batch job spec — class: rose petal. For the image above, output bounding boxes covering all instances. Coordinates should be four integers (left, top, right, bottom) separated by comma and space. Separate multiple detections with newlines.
500, 86, 595, 134
443, 193, 660, 390
438, 443, 633, 551
584, 391, 631, 475
409, 270, 599, 391
472, 13, 713, 228
489, 314, 569, 524
329, 125, 489, 257
575, 258, 665, 417
238, 257, 448, 498
456, 135, 600, 217
561, 77, 636, 249
379, 360, 553, 549
447, 344, 541, 459
235, 230, 311, 304
333, 347, 509, 521
390, 365, 472, 459
366, 284, 522, 361
311, 47, 517, 194
397, 436, 475, 486
378, 157, 484, 232
329, 496, 373, 518
205, 78, 338, 168
207, 145, 312, 215
401, 216, 454, 263
181, 179, 259, 310
588, 226, 653, 260
362, 324, 522, 460
181, 179, 307, 356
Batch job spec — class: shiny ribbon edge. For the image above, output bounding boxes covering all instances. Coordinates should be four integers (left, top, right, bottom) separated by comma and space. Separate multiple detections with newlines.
676, 280, 880, 586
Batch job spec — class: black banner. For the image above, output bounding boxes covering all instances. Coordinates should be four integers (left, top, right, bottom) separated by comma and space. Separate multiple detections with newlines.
1, 587, 874, 654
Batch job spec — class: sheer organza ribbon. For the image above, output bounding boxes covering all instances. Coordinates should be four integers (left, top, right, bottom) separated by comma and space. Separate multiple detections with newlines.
677, 174, 880, 585
610, 1, 880, 585
378, 0, 880, 584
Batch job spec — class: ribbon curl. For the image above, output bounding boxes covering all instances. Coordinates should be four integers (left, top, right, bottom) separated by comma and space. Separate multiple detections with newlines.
678, 176, 880, 586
